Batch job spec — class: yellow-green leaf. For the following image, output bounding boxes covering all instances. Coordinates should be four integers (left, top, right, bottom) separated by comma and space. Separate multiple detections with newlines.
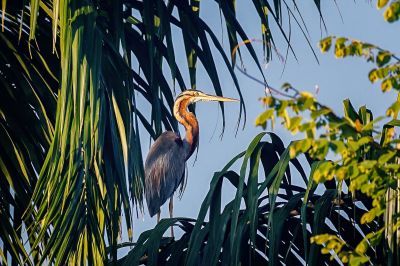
319, 36, 332, 53
377, 0, 389, 9
255, 109, 274, 129
376, 51, 391, 67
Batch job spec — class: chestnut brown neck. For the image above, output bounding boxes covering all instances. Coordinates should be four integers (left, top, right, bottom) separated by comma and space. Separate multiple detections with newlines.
173, 96, 199, 160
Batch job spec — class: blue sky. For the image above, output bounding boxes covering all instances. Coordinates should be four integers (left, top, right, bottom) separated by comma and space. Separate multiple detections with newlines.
131, 1, 398, 240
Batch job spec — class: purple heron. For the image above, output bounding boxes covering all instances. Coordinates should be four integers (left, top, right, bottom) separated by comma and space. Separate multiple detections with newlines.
144, 89, 238, 237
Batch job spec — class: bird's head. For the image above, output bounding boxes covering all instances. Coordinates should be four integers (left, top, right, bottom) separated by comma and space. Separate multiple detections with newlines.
176, 89, 239, 103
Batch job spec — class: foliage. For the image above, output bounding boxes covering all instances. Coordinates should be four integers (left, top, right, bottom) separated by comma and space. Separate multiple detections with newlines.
117, 132, 371, 265
115, 2, 400, 265
0, 8, 58, 265
254, 14, 400, 265
0, 0, 326, 265
118, 97, 395, 265
4, 0, 399, 265
378, 0, 400, 22
116, 2, 400, 265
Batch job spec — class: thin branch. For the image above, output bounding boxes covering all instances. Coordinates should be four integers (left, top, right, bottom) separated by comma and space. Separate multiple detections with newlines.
235, 66, 296, 99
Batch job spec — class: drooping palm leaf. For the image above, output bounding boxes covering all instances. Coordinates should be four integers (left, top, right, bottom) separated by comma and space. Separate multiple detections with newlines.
0, 8, 57, 265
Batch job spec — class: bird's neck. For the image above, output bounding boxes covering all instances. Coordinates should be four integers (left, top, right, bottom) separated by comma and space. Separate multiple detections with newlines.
173, 97, 199, 160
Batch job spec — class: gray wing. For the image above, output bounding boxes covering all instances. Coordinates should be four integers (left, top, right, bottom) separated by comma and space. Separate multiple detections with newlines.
144, 131, 187, 217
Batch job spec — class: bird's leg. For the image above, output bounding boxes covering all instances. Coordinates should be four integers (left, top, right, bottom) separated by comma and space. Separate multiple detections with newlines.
169, 196, 174, 238
157, 211, 160, 223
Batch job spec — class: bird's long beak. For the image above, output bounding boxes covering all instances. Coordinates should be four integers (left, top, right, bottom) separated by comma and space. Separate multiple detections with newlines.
196, 93, 239, 102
